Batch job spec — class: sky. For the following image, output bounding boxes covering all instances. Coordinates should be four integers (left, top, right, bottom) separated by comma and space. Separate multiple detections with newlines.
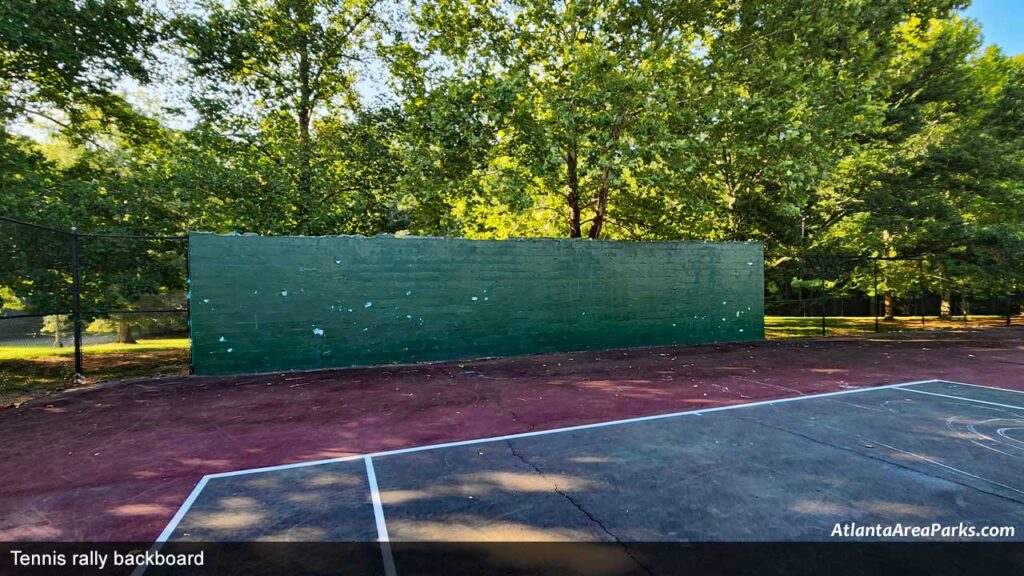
963, 0, 1024, 55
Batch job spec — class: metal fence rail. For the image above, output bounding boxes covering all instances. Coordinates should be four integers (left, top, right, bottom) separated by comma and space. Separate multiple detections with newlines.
1, 216, 188, 403
764, 253, 1022, 337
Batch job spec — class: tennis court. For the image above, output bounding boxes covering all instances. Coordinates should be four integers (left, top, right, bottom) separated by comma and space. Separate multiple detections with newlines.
145, 379, 1024, 574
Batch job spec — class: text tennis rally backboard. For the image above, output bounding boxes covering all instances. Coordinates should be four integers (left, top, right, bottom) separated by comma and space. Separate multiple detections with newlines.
188, 233, 764, 375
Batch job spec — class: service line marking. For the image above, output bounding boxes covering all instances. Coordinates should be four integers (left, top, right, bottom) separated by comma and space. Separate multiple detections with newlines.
146, 378, 1024, 561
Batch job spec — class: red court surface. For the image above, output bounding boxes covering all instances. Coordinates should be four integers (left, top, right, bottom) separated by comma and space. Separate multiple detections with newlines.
1, 327, 1021, 543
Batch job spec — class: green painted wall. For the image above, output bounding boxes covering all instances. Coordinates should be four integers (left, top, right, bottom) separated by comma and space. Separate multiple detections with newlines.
189, 233, 764, 375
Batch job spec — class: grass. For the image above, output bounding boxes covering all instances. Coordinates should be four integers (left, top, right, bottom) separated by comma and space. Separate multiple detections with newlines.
765, 315, 1017, 339
0, 338, 189, 360
0, 338, 190, 406
1, 317, 1019, 406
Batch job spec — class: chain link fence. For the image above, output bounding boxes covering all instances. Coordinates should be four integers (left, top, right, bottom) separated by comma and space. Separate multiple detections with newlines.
0, 216, 189, 407
765, 254, 1023, 339
4, 213, 1022, 404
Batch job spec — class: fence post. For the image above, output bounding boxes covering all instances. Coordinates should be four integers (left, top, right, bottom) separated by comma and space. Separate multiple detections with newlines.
918, 259, 925, 328
821, 258, 827, 337
1007, 278, 1012, 327
873, 259, 879, 333
71, 227, 84, 383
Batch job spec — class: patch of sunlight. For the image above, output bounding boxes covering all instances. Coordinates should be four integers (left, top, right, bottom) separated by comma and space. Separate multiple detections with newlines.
303, 472, 362, 488
179, 458, 233, 468
255, 526, 328, 542
378, 489, 433, 505
466, 471, 604, 492
0, 525, 63, 540
389, 516, 599, 542
284, 492, 328, 504
190, 510, 266, 531
110, 503, 174, 517
188, 495, 267, 531
791, 499, 848, 515
569, 456, 614, 464
860, 500, 940, 518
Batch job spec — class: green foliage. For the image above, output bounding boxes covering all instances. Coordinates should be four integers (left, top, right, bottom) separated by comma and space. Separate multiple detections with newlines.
0, 0, 159, 138
167, 0, 399, 234
2, 0, 1022, 319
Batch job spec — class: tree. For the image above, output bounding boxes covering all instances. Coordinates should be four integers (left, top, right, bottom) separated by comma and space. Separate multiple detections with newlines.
396, 0, 707, 238
0, 0, 158, 140
170, 0, 388, 234
813, 17, 1024, 317
397, 0, 961, 245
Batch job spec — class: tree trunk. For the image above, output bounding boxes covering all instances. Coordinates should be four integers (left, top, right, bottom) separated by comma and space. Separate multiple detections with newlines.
52, 315, 64, 348
117, 319, 137, 344
295, 3, 314, 230
939, 288, 952, 319
566, 147, 582, 238
588, 170, 610, 239
884, 291, 895, 321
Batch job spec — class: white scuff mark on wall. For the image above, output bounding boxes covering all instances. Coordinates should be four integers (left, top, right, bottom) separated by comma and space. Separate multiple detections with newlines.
406, 290, 412, 296
471, 296, 478, 301
281, 290, 288, 297
312, 326, 325, 336
219, 336, 225, 342
203, 299, 210, 303
364, 301, 373, 308
227, 348, 233, 353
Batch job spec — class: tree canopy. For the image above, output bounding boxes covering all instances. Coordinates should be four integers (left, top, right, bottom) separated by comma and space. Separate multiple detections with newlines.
1, 0, 1022, 320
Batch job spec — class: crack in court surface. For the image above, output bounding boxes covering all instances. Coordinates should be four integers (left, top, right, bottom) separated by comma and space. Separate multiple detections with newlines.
153, 379, 1024, 576
503, 440, 655, 576
732, 413, 1024, 507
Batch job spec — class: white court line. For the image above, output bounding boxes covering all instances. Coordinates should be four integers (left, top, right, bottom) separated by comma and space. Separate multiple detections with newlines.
154, 377, 1024, 552
205, 379, 942, 480
135, 376, 1024, 574
365, 456, 397, 576
131, 476, 210, 576
900, 387, 1024, 411
156, 476, 211, 543
914, 379, 1024, 396
142, 377, 942, 551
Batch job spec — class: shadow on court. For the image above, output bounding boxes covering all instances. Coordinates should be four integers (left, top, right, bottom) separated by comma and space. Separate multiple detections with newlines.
3, 327, 1023, 544
155, 380, 1024, 575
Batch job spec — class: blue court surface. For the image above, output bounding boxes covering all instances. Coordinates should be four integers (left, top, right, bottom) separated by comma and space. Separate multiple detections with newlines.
148, 379, 1024, 575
